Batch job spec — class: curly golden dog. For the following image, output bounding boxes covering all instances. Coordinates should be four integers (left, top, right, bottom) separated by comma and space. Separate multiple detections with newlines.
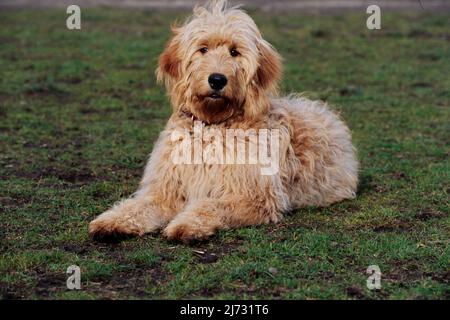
89, 0, 358, 243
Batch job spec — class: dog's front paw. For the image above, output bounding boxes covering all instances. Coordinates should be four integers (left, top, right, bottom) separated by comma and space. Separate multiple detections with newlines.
163, 220, 215, 244
89, 216, 141, 243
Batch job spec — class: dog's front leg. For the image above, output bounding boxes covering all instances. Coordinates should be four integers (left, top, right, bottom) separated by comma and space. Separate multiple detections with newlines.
163, 198, 283, 243
89, 195, 170, 241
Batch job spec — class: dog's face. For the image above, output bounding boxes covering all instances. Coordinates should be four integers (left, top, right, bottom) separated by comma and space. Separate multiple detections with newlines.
157, 1, 282, 124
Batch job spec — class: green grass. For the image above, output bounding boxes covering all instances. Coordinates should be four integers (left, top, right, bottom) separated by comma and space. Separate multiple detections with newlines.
0, 8, 449, 300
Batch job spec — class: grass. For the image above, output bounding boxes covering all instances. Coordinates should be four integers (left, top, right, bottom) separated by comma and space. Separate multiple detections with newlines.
0, 8, 449, 300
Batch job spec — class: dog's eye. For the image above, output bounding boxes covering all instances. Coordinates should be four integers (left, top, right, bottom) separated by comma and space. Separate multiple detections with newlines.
199, 47, 208, 54
230, 48, 240, 57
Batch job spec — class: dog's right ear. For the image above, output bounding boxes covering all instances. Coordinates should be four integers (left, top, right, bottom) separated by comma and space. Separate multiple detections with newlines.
156, 27, 182, 86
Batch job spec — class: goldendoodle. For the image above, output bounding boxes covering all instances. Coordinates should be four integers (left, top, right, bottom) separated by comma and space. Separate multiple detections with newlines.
89, 0, 359, 243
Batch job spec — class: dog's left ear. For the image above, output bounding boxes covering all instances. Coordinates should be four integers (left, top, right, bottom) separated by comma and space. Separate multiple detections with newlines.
256, 40, 282, 92
156, 27, 182, 87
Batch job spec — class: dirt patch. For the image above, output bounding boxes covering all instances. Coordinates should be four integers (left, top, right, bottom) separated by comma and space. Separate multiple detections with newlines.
346, 285, 366, 299
339, 85, 362, 97
195, 286, 223, 297
192, 282, 290, 299
415, 209, 447, 221
2, 266, 72, 300
318, 270, 335, 280
372, 220, 414, 232
384, 258, 448, 285
408, 29, 434, 38
78, 106, 120, 115
0, 282, 30, 300
357, 174, 375, 196
391, 171, 409, 181
191, 236, 245, 264
85, 248, 172, 298
34, 272, 68, 298
0, 196, 29, 209
44, 167, 97, 183
60, 240, 125, 255
407, 30, 450, 41
310, 29, 330, 38
60, 239, 174, 296
111, 164, 143, 179
87, 269, 150, 298
3, 165, 99, 184
412, 82, 432, 89
57, 236, 244, 298
231, 285, 290, 299
431, 270, 450, 284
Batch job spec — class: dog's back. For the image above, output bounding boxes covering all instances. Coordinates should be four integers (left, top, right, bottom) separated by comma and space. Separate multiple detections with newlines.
270, 96, 358, 207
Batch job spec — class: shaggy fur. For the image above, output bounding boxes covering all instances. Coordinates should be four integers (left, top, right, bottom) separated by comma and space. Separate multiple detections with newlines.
89, 0, 359, 243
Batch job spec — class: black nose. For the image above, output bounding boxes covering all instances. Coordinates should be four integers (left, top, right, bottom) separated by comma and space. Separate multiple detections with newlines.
208, 73, 227, 90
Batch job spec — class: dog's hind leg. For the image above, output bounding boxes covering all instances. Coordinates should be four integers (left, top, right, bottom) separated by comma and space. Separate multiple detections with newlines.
89, 196, 170, 242
163, 197, 284, 243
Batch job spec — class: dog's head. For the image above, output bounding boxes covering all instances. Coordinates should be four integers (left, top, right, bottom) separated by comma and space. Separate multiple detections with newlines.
156, 0, 282, 124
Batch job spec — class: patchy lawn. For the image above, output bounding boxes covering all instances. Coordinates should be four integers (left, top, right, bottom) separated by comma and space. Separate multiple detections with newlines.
0, 8, 449, 299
